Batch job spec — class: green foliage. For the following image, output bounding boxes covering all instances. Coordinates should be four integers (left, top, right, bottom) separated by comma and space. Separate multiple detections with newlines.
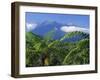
60, 31, 89, 41
44, 29, 55, 41
26, 31, 89, 67
63, 39, 89, 65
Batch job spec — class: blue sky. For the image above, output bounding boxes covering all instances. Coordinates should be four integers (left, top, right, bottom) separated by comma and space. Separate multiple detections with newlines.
25, 12, 90, 33
26, 12, 89, 28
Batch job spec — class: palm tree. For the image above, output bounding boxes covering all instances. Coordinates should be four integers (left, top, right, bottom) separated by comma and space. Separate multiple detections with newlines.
26, 30, 89, 67
62, 39, 89, 65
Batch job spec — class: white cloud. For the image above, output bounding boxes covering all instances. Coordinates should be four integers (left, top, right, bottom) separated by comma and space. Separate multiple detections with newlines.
26, 23, 37, 31
60, 25, 89, 33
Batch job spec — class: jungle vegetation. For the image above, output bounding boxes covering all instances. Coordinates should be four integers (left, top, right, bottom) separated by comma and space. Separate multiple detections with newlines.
26, 30, 89, 67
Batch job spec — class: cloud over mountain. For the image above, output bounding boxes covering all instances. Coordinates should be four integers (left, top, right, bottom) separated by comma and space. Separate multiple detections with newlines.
60, 25, 89, 33
26, 23, 37, 31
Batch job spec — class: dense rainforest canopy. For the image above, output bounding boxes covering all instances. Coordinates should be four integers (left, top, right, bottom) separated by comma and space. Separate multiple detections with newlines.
26, 31, 89, 67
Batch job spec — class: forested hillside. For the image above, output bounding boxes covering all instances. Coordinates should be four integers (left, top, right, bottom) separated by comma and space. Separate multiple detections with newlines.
26, 31, 89, 67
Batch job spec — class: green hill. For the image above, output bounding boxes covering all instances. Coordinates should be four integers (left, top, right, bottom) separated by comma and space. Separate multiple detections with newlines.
60, 31, 89, 41
26, 31, 90, 67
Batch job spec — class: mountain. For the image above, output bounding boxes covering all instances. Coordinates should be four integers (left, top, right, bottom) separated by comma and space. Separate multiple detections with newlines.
60, 31, 89, 42
26, 32, 42, 44
32, 21, 65, 39
27, 21, 89, 42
